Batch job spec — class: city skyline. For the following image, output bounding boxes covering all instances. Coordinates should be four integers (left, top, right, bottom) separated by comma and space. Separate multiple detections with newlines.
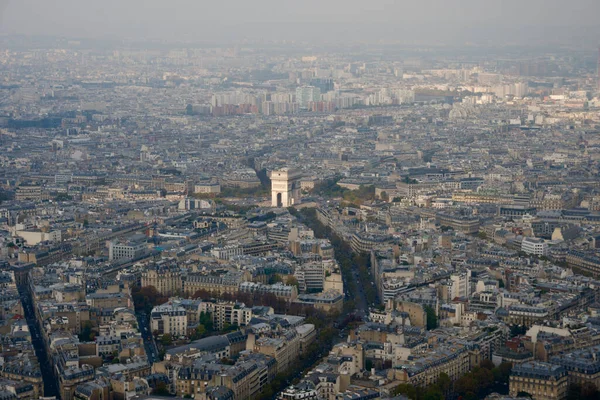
2, 2, 600, 400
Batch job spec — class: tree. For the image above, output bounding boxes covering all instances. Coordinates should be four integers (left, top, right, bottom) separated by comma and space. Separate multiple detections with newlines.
494, 362, 512, 384
152, 382, 170, 396
568, 384, 583, 400
568, 382, 599, 400
257, 385, 274, 400
78, 321, 95, 342
268, 274, 283, 284
132, 286, 168, 314
160, 333, 173, 346
319, 326, 337, 346
480, 359, 495, 371
199, 312, 214, 332
380, 191, 389, 202
55, 193, 72, 201
510, 325, 527, 337
392, 384, 417, 399
455, 375, 477, 397
190, 324, 207, 341
222, 323, 238, 333
192, 289, 211, 300
581, 382, 599, 400
499, 278, 505, 288
473, 367, 494, 392
437, 372, 451, 393
424, 305, 438, 330
343, 299, 356, 314
286, 276, 299, 288
423, 388, 444, 400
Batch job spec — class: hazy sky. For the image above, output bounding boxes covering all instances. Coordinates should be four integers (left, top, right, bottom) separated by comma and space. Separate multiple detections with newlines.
1, 0, 599, 46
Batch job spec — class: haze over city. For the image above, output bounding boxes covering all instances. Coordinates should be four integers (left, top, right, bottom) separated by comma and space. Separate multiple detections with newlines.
1, 0, 600, 46
1, 1, 600, 400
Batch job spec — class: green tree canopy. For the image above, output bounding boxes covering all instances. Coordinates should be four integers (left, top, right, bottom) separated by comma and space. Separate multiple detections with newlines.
160, 333, 173, 346
424, 305, 438, 330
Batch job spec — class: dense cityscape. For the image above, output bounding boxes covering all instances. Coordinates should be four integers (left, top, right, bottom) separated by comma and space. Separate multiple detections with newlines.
1, 3, 600, 400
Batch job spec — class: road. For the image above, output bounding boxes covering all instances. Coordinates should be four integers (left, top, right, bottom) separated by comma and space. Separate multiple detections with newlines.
294, 208, 370, 321
137, 312, 159, 364
348, 261, 369, 320
18, 285, 59, 398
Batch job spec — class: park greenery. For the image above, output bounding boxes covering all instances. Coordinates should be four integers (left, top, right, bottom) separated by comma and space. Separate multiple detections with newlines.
312, 176, 377, 206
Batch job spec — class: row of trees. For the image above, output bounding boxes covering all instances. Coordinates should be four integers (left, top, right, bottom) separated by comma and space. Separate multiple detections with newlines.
298, 207, 378, 307
454, 360, 512, 400
256, 314, 341, 400
299, 208, 357, 305
393, 372, 451, 400
132, 285, 169, 315
393, 360, 512, 400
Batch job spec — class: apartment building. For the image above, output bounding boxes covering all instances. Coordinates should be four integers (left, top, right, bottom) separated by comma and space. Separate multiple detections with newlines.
210, 355, 276, 400
509, 361, 568, 400
141, 263, 182, 296
248, 330, 300, 374
550, 345, 600, 388
184, 272, 249, 296
199, 301, 253, 330
151, 303, 188, 337
15, 184, 42, 202
238, 282, 298, 301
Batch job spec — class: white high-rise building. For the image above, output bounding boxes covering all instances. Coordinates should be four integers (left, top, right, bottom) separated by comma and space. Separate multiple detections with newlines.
513, 82, 529, 98
449, 271, 472, 299
521, 237, 548, 256
295, 86, 321, 108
